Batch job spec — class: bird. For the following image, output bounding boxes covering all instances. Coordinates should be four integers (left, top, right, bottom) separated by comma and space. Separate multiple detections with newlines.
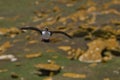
20, 26, 72, 42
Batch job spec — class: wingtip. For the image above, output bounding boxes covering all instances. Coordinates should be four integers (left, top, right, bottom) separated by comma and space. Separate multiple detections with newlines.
19, 26, 30, 30
19, 27, 25, 31
19, 27, 28, 33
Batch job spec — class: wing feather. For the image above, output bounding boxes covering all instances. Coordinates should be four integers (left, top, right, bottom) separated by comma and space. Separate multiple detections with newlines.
20, 27, 42, 34
51, 31, 72, 38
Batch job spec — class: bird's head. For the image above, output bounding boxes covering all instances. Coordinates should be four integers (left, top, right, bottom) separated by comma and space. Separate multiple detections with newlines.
45, 27, 49, 31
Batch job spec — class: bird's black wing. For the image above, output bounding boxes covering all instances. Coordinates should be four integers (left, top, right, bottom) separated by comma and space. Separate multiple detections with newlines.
51, 31, 72, 38
20, 27, 42, 34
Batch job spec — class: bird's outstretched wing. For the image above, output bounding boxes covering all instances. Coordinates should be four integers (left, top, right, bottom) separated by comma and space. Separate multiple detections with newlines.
20, 27, 42, 34
51, 31, 72, 38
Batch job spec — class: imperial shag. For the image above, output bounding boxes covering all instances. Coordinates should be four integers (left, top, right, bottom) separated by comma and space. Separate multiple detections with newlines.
20, 26, 72, 42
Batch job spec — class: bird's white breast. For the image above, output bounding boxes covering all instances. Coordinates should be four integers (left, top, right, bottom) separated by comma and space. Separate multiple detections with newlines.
42, 31, 51, 39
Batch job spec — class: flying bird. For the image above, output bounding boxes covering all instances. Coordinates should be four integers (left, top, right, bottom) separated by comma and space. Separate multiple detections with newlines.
20, 26, 72, 42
